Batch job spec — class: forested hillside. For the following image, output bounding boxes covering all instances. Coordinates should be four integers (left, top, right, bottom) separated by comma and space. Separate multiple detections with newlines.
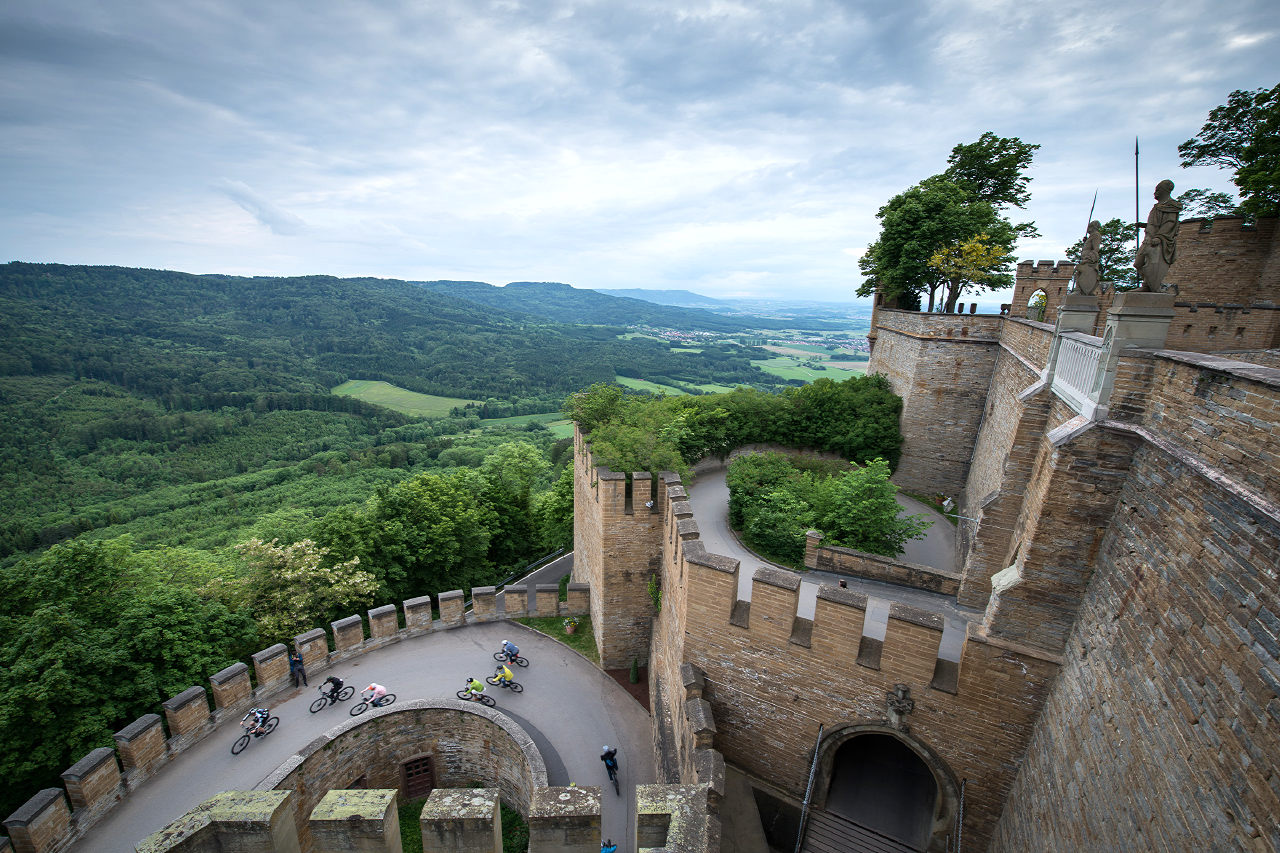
414, 279, 850, 331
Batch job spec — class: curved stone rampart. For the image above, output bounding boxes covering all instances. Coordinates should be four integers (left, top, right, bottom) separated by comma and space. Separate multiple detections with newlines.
2, 584, 588, 853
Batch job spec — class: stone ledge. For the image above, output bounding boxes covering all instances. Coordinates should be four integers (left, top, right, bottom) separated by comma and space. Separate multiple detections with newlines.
162, 686, 207, 713
115, 713, 163, 743
4, 788, 66, 827
888, 602, 945, 631
753, 566, 801, 591
209, 662, 248, 686
60, 747, 116, 782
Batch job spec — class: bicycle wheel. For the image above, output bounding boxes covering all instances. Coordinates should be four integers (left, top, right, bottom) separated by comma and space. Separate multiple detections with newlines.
613, 772, 620, 795
350, 701, 369, 717
485, 675, 501, 686
456, 689, 472, 701
376, 693, 396, 707
508, 681, 523, 693
263, 716, 279, 735
480, 693, 495, 707
336, 685, 354, 701
310, 697, 328, 714
512, 656, 529, 668
231, 734, 251, 755
493, 651, 508, 662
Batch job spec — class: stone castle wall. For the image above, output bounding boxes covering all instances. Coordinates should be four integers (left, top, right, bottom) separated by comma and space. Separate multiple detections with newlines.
990, 349, 1280, 851
1011, 216, 1280, 352
573, 430, 663, 669
641, 470, 1061, 851
2, 584, 587, 853
865, 310, 1005, 498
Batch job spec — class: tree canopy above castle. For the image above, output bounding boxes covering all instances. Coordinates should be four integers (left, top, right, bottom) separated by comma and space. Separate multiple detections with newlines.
564, 376, 903, 475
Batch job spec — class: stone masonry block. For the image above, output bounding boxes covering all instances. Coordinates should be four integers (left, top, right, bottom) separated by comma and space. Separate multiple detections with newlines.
535, 584, 558, 617
59, 747, 120, 814
420, 788, 500, 853
438, 590, 465, 629
309, 789, 400, 853
209, 662, 252, 714
503, 586, 528, 618
404, 595, 434, 634
134, 790, 299, 853
471, 587, 497, 622
252, 643, 290, 695
563, 583, 590, 617
332, 615, 365, 653
368, 604, 399, 641
162, 686, 210, 738
294, 627, 329, 671
528, 786, 600, 853
114, 714, 166, 775
3, 789, 70, 853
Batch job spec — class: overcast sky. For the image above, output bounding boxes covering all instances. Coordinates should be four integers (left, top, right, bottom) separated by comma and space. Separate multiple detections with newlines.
2, 0, 1275, 303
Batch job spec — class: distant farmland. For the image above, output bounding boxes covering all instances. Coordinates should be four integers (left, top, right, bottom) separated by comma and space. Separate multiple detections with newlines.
331, 380, 476, 417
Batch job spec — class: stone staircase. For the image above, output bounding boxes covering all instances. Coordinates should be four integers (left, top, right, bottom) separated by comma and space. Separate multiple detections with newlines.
799, 809, 922, 853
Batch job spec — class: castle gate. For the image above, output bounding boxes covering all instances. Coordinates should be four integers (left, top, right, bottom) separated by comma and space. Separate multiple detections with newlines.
809, 725, 958, 853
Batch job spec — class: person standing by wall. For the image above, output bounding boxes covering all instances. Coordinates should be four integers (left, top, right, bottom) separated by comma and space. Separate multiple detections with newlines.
288, 649, 308, 687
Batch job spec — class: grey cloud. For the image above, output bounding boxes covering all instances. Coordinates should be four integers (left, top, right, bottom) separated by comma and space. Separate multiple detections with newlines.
216, 180, 305, 236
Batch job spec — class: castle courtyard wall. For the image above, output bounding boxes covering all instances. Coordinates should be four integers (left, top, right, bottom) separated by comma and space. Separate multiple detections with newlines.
866, 311, 1005, 498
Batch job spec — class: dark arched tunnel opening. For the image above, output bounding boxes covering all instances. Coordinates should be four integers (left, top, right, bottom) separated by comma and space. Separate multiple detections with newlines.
826, 733, 938, 850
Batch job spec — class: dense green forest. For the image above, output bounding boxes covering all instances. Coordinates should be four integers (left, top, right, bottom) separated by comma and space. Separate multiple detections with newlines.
0, 262, 891, 819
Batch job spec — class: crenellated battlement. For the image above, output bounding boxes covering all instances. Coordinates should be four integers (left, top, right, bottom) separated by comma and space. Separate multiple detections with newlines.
1, 582, 589, 853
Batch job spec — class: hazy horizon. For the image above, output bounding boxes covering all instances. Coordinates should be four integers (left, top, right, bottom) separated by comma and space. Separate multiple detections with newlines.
3, 1, 1273, 302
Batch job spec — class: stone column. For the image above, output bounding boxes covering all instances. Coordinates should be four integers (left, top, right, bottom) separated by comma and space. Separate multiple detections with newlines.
209, 662, 252, 717
1089, 292, 1176, 420
3, 790, 70, 853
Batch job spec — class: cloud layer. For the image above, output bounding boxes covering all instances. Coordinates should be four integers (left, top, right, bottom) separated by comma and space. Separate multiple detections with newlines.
1, 0, 1274, 301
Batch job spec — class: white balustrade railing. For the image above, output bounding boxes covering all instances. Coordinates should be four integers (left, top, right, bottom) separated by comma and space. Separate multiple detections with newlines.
1051, 332, 1104, 415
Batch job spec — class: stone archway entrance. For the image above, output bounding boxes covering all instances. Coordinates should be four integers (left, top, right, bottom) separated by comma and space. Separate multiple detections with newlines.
812, 725, 958, 853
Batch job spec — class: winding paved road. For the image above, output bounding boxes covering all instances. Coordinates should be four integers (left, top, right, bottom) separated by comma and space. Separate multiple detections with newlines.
685, 465, 981, 661
73, 620, 653, 853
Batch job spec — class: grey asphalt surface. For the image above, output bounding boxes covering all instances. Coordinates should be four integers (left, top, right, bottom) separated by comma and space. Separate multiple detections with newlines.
685, 466, 980, 661
73, 619, 653, 853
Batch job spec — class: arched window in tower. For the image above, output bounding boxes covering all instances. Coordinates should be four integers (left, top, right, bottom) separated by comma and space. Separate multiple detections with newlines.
1026, 288, 1048, 322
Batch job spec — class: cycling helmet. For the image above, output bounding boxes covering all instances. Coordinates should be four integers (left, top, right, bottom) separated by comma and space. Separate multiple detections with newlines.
602, 745, 611, 752
469, 676, 476, 681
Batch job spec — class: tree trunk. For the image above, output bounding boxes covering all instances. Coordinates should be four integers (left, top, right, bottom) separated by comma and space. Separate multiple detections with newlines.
943, 279, 962, 313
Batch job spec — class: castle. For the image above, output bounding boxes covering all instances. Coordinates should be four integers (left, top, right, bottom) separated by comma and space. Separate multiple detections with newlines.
4, 214, 1278, 852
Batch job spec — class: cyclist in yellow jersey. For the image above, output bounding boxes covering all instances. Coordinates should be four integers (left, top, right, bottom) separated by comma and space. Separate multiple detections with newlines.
497, 664, 514, 686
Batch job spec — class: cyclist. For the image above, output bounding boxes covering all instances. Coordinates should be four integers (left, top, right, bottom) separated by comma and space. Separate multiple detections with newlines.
495, 663, 515, 687
601, 840, 617, 853
501, 638, 520, 663
320, 675, 344, 701
361, 683, 388, 707
464, 676, 486, 700
242, 707, 270, 737
601, 745, 619, 774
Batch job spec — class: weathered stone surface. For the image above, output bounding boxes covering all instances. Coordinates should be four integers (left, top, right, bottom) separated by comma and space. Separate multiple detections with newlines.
331, 615, 365, 653
528, 786, 600, 853
419, 788, 500, 853
471, 587, 497, 622
251, 643, 290, 696
3, 789, 70, 853
135, 790, 298, 853
60, 747, 120, 814
404, 595, 434, 634
438, 590, 465, 629
114, 714, 166, 776
309, 789, 400, 853
210, 662, 252, 715
367, 604, 398, 642
162, 686, 210, 739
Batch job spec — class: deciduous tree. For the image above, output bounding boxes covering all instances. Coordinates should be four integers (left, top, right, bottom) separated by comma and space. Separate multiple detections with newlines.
235, 537, 377, 641
1179, 83, 1280, 218
928, 233, 1015, 313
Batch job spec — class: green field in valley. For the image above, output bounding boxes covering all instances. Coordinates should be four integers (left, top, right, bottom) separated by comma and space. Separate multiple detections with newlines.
479, 412, 576, 438
756, 356, 866, 382
331, 380, 476, 417
615, 376, 688, 395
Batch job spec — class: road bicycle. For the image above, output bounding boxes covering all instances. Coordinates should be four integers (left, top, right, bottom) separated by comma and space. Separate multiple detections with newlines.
493, 650, 530, 667
456, 688, 497, 707
231, 716, 278, 754
349, 692, 397, 716
309, 684, 355, 713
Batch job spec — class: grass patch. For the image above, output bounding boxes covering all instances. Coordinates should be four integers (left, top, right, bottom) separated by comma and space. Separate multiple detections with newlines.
516, 615, 599, 665
902, 491, 960, 527
399, 798, 528, 853
614, 376, 688, 395
755, 356, 865, 382
331, 379, 476, 417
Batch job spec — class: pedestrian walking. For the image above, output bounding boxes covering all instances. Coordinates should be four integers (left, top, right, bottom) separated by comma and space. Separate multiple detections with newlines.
289, 650, 308, 687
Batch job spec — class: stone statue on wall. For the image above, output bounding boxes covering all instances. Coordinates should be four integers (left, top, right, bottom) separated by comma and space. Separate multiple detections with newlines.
886, 683, 915, 731
1134, 179, 1182, 292
1073, 220, 1103, 295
